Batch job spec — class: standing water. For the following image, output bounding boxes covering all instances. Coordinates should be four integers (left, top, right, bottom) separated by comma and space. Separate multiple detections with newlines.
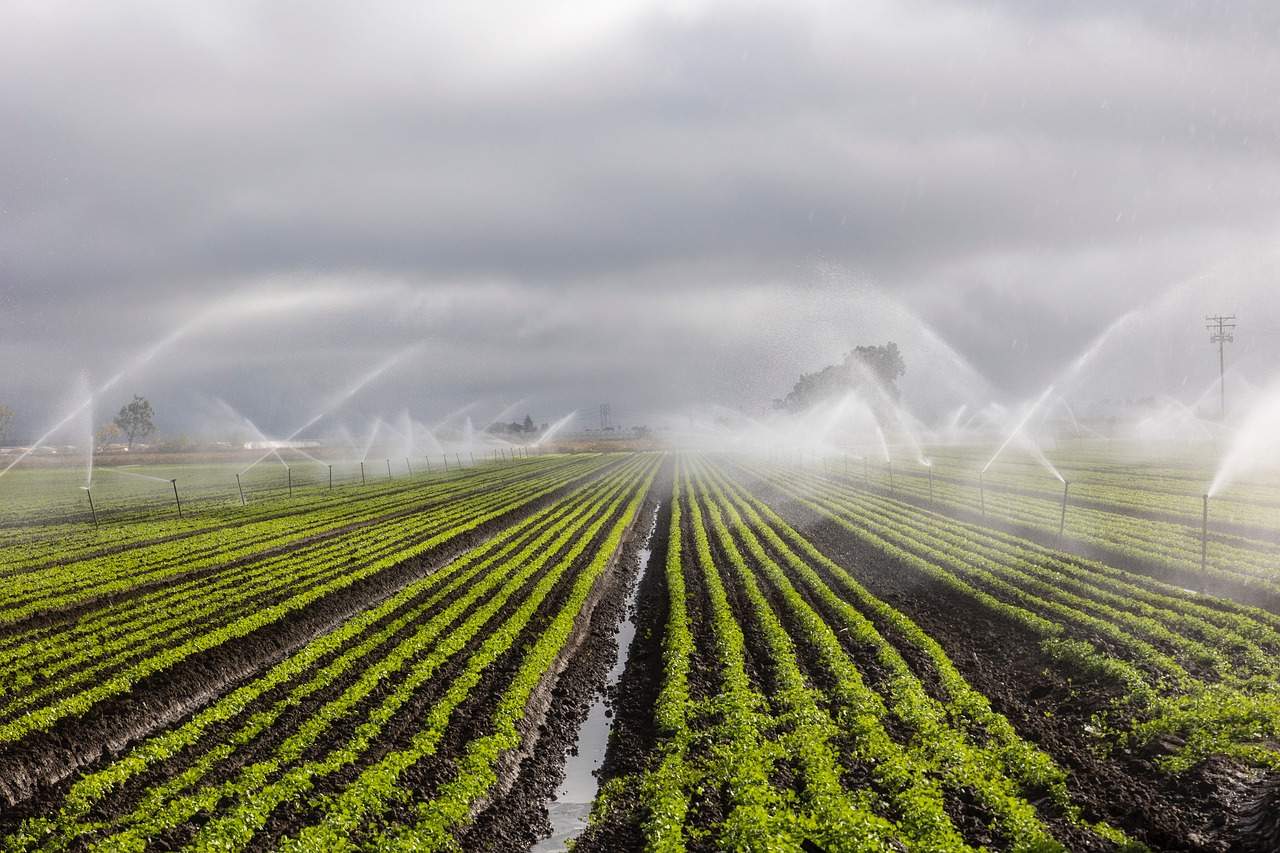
533, 502, 661, 852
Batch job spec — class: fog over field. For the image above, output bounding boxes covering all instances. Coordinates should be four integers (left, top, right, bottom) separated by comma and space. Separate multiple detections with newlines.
4, 1, 1280, 439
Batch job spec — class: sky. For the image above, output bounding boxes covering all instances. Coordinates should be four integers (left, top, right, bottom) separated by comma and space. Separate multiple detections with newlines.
4, 0, 1280, 440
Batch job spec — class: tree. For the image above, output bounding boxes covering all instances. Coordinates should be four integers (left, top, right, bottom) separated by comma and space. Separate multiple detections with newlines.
95, 422, 122, 449
0, 404, 12, 445
774, 342, 906, 412
114, 395, 156, 450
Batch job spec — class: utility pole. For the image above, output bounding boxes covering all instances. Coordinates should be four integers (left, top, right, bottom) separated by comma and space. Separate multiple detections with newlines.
1205, 314, 1236, 420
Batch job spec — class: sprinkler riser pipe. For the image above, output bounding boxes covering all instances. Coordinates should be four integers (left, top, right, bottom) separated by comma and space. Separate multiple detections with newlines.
171, 480, 183, 519
386, 458, 392, 481
979, 473, 986, 519
86, 488, 99, 528
1058, 480, 1069, 538
287, 467, 292, 499
360, 461, 366, 485
328, 465, 333, 490
1201, 494, 1209, 574
236, 473, 246, 506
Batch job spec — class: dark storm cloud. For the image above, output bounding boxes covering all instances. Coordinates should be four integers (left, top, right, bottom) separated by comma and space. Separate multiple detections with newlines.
3, 0, 1280, 437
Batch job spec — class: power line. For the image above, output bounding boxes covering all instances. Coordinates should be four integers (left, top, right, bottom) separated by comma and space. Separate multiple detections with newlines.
1205, 314, 1236, 420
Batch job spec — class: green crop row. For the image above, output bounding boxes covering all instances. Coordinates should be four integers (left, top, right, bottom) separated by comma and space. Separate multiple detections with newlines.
5, 454, 655, 851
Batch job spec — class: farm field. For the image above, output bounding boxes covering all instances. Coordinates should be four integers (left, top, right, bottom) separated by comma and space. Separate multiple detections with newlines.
1, 450, 1278, 851
820, 444, 1280, 606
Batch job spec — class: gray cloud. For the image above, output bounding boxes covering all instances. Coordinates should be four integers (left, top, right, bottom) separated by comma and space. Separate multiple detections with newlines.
3, 0, 1280, 438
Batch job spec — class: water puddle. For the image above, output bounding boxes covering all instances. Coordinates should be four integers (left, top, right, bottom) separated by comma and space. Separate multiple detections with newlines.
533, 502, 660, 852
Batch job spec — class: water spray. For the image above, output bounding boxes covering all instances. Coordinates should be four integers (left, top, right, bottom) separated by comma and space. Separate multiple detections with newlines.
81, 486, 99, 528
470, 452, 475, 466
170, 479, 184, 520
1058, 480, 1069, 538
236, 473, 246, 506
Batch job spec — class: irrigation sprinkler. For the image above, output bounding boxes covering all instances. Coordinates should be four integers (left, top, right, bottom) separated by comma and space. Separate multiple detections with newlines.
1201, 494, 1209, 574
170, 479, 184, 519
443, 455, 449, 472
406, 457, 413, 477
455, 453, 462, 469
470, 452, 475, 466
82, 487, 99, 528
863, 456, 870, 488
424, 456, 431, 473
236, 473, 246, 506
386, 459, 392, 481
928, 466, 934, 505
1058, 480, 1070, 538
887, 462, 894, 495
287, 466, 293, 500
360, 461, 366, 485
979, 473, 986, 520
328, 465, 333, 490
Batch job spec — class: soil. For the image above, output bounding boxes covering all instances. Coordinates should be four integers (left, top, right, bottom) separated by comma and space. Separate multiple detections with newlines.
0, 456, 622, 812
768, 490, 1247, 852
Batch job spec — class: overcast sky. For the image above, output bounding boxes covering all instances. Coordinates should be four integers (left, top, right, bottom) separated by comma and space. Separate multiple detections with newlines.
4, 0, 1280, 439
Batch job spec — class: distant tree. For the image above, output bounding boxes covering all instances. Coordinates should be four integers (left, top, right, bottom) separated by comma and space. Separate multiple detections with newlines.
94, 422, 122, 449
113, 395, 156, 450
774, 342, 906, 412
0, 404, 12, 445
521, 414, 534, 433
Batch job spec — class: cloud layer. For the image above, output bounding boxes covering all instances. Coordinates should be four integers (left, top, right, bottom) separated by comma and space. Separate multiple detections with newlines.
3, 0, 1280, 437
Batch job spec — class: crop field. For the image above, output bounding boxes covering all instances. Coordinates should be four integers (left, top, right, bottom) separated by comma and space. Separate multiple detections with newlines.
1, 450, 1278, 851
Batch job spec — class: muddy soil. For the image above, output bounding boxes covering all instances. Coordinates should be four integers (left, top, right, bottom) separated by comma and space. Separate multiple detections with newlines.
769, 489, 1248, 852
0, 457, 621, 812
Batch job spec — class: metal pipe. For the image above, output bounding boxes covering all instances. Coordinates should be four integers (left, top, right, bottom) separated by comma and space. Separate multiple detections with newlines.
236, 473, 246, 506
84, 487, 99, 528
1201, 493, 1209, 574
328, 465, 333, 490
928, 466, 934, 504
386, 458, 392, 481
424, 456, 431, 473
1058, 480, 1069, 538
443, 454, 448, 471
863, 456, 870, 487
470, 452, 475, 466
360, 461, 366, 485
979, 473, 986, 520
455, 453, 462, 469
406, 457, 412, 477
887, 461, 894, 495
287, 466, 292, 499
170, 479, 183, 519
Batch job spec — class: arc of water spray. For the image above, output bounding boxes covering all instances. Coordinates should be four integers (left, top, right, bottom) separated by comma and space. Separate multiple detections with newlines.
239, 346, 420, 476
533, 411, 576, 447
983, 385, 1056, 475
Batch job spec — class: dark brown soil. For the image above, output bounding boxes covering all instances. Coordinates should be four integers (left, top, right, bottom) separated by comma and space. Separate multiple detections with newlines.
770, 491, 1244, 852
0, 457, 622, 812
